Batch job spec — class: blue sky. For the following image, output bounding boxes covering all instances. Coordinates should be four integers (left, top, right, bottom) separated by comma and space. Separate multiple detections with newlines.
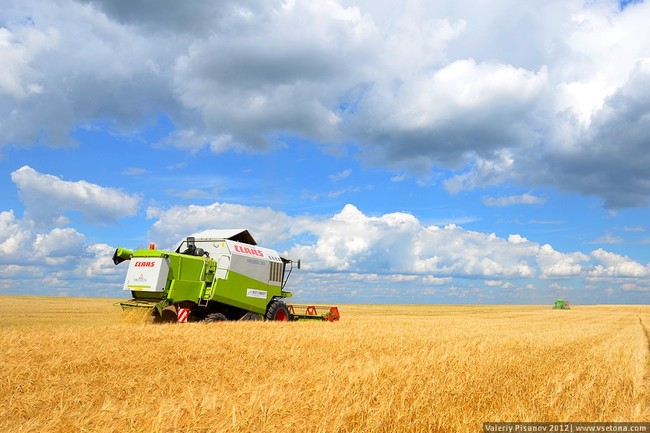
1, 0, 649, 304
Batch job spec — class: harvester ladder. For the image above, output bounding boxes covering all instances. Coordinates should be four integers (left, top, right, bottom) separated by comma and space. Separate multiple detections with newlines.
197, 261, 211, 307
198, 282, 213, 307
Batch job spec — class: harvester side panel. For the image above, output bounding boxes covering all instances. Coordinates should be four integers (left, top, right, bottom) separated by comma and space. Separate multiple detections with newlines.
168, 279, 207, 303
210, 269, 280, 315
204, 240, 286, 314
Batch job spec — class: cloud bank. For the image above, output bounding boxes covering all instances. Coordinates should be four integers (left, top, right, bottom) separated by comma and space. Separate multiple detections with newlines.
2, 163, 649, 302
2, 0, 650, 208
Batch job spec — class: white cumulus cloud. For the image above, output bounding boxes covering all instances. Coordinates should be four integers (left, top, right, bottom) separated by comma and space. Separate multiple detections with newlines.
11, 166, 141, 225
589, 249, 650, 277
147, 202, 297, 249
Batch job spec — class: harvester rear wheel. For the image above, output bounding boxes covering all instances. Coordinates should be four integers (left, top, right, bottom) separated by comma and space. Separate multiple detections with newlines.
205, 313, 228, 323
266, 300, 289, 321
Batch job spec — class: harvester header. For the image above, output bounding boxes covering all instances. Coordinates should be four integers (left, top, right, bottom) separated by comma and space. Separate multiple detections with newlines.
113, 229, 339, 323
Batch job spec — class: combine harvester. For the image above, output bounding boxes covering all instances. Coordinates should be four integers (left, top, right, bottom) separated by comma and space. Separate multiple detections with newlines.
553, 299, 571, 309
112, 229, 339, 323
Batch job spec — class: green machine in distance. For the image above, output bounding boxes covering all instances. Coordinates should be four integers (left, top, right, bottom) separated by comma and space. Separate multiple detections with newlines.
113, 229, 339, 323
553, 299, 571, 310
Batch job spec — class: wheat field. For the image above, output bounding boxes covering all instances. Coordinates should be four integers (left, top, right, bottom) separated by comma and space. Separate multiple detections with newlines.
0, 296, 648, 432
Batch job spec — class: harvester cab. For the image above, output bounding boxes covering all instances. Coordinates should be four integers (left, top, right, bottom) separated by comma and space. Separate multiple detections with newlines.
113, 229, 339, 323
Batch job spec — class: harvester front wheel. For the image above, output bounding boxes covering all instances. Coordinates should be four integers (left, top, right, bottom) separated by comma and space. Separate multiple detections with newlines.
160, 305, 177, 323
266, 300, 289, 321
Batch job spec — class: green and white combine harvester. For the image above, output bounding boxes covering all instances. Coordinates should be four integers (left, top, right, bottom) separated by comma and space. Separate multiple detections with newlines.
113, 229, 340, 323
553, 299, 571, 310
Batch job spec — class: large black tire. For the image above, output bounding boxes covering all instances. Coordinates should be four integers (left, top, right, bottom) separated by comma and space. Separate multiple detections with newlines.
159, 305, 177, 323
204, 312, 228, 323
265, 300, 290, 321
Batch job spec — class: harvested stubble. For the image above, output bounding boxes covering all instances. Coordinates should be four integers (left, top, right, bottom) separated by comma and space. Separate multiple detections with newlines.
0, 297, 648, 432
